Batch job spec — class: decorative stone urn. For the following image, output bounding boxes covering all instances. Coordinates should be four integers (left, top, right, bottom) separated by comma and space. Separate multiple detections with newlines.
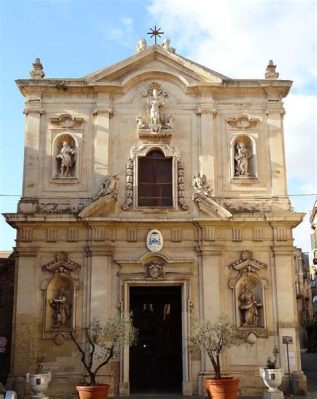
26, 372, 52, 399
260, 368, 284, 392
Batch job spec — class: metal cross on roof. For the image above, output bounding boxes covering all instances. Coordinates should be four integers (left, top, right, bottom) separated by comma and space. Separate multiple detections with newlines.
147, 25, 164, 44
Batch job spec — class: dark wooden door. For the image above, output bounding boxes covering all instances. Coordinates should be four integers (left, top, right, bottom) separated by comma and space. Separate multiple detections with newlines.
130, 286, 182, 394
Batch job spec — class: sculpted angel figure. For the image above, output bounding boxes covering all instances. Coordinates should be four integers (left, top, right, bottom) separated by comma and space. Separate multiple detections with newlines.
95, 174, 119, 200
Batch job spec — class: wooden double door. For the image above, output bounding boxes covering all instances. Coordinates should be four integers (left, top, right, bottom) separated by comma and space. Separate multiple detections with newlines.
129, 286, 183, 394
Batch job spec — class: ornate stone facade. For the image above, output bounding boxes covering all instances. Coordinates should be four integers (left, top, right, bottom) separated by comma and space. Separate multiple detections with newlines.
5, 41, 305, 397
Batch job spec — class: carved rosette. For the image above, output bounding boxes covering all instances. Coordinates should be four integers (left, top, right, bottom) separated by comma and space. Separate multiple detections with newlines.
122, 158, 134, 211
145, 262, 165, 279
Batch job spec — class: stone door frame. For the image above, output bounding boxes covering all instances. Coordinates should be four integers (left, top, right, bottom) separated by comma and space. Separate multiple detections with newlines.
119, 279, 193, 396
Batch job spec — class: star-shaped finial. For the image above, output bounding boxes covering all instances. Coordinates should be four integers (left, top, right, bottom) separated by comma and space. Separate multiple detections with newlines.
147, 25, 164, 44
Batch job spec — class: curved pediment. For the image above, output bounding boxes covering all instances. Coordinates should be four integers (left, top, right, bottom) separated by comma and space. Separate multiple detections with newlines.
83, 45, 229, 88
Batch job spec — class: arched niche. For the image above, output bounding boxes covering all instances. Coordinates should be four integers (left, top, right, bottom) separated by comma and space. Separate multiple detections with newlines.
41, 252, 81, 340
53, 133, 78, 178
230, 135, 257, 180
228, 250, 268, 338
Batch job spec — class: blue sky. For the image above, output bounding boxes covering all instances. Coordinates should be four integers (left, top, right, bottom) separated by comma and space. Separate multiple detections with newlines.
0, 0, 316, 253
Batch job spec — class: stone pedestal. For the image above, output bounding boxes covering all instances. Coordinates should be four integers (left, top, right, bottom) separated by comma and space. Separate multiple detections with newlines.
263, 390, 284, 399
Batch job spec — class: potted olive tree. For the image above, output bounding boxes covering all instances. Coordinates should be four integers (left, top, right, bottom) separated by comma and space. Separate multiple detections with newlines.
70, 313, 137, 399
190, 315, 243, 399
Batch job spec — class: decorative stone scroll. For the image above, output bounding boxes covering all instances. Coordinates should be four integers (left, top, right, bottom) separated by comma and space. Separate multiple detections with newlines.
228, 250, 268, 338
50, 113, 84, 128
122, 158, 134, 211
178, 162, 189, 211
79, 174, 119, 217
226, 114, 259, 130
136, 82, 174, 141
192, 173, 232, 219
41, 252, 81, 343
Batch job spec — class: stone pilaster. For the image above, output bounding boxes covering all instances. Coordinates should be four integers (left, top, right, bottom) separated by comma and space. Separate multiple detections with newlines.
272, 247, 301, 372
93, 101, 113, 192
266, 99, 287, 196
22, 98, 43, 198
196, 102, 217, 188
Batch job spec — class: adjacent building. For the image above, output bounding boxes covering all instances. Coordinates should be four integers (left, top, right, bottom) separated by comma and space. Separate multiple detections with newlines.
4, 39, 306, 397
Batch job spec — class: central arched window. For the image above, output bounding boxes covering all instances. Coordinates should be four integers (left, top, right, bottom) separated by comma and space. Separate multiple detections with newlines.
138, 150, 172, 207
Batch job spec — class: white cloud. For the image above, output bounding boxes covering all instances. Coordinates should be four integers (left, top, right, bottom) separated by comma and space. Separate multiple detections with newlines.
284, 94, 317, 185
148, 0, 317, 251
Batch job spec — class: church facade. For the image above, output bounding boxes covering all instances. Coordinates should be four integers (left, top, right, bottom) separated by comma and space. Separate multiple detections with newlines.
5, 39, 306, 397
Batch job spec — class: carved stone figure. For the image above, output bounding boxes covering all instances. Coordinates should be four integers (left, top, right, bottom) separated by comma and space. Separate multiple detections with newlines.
136, 114, 146, 129
136, 38, 147, 53
193, 173, 212, 197
30, 58, 45, 79
239, 284, 262, 326
56, 141, 76, 177
95, 174, 119, 199
165, 114, 174, 129
234, 141, 252, 176
49, 288, 70, 327
265, 60, 279, 79
148, 88, 164, 126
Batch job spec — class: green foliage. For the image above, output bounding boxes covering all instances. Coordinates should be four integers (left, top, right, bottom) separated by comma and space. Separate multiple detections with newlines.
190, 315, 242, 379
70, 313, 137, 385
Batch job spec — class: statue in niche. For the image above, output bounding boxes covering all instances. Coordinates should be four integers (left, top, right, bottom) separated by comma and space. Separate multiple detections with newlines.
239, 283, 263, 326
234, 141, 252, 176
95, 174, 119, 200
56, 141, 77, 177
49, 288, 70, 327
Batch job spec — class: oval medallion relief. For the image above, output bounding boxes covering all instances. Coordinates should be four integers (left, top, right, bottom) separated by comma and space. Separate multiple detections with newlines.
146, 229, 163, 252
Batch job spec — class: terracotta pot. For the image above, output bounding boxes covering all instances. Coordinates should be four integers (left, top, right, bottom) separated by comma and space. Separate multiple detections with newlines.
76, 384, 110, 399
204, 377, 240, 399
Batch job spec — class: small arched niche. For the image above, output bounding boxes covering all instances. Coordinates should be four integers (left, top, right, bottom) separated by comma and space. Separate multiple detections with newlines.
53, 133, 78, 178
236, 275, 264, 328
231, 135, 257, 180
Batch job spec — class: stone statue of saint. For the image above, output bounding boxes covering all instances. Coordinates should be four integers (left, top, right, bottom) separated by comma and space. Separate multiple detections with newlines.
56, 141, 76, 177
239, 284, 262, 326
49, 288, 70, 327
234, 141, 251, 176
148, 89, 164, 125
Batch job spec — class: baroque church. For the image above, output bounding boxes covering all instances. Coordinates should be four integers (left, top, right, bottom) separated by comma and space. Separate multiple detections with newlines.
5, 37, 306, 397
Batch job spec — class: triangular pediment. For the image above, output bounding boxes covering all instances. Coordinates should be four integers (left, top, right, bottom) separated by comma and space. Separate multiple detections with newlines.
83, 45, 229, 88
